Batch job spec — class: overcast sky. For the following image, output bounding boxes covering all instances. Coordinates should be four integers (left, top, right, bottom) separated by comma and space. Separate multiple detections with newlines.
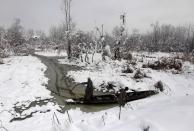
0, 0, 194, 34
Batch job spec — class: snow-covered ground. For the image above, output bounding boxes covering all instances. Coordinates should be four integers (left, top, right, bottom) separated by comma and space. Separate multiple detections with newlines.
1, 51, 194, 131
0, 55, 55, 131
55, 95, 194, 131
59, 52, 194, 131
0, 56, 50, 106
35, 50, 67, 57
65, 52, 193, 93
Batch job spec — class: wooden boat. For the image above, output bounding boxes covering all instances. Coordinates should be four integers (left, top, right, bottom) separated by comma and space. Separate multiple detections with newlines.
66, 90, 158, 104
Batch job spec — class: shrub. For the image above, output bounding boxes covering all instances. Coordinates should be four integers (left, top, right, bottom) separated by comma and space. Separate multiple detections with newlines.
134, 69, 145, 79
154, 81, 164, 92
142, 57, 182, 71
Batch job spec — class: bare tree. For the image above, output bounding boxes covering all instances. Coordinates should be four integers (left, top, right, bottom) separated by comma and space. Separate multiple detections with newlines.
6, 18, 24, 47
5, 18, 27, 55
151, 22, 160, 52
62, 0, 72, 59
0, 27, 6, 59
25, 29, 34, 40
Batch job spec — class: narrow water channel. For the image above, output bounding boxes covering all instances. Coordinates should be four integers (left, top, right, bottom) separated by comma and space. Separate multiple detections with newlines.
35, 55, 117, 113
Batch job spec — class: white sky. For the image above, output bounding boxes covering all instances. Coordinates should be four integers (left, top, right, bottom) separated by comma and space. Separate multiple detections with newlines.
0, 0, 194, 33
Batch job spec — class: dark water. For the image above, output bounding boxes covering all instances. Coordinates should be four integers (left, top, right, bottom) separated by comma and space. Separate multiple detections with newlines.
36, 55, 117, 113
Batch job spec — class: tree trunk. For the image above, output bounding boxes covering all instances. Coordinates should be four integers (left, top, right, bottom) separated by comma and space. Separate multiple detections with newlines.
67, 38, 71, 59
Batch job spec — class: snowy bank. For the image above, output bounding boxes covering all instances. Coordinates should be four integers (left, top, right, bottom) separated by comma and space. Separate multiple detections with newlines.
0, 56, 51, 108
0, 55, 53, 131
1, 52, 194, 131
35, 50, 67, 57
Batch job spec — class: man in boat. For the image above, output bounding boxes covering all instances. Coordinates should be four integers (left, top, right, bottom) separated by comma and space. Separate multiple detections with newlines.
118, 87, 129, 107
81, 77, 94, 101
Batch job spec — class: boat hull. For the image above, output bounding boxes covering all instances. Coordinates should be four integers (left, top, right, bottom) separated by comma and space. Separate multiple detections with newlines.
66, 90, 158, 104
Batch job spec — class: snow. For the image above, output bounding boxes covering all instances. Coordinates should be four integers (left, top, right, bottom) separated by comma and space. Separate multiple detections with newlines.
53, 95, 194, 131
133, 51, 173, 59
58, 53, 103, 67
65, 53, 154, 92
0, 55, 53, 131
35, 50, 67, 57
1, 52, 194, 131
67, 61, 129, 90
0, 56, 51, 108
60, 52, 194, 131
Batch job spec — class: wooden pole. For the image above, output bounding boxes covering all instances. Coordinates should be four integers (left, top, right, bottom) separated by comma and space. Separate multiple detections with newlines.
119, 106, 122, 120
67, 110, 72, 123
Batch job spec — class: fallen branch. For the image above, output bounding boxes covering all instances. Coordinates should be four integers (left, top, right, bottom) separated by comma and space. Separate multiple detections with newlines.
53, 112, 61, 125
66, 110, 73, 123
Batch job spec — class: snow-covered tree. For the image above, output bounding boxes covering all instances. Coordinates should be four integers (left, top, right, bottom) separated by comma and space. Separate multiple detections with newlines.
6, 19, 24, 47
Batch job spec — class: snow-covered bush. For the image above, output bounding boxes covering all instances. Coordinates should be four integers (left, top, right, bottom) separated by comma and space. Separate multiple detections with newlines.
0, 48, 8, 58
181, 53, 194, 64
134, 69, 146, 79
143, 57, 182, 71
0, 58, 3, 64
154, 81, 164, 92
122, 51, 133, 60
102, 44, 112, 61
122, 66, 134, 73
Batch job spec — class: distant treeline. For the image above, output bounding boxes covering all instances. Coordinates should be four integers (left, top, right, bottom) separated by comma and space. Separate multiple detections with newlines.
0, 19, 194, 58
48, 22, 194, 53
